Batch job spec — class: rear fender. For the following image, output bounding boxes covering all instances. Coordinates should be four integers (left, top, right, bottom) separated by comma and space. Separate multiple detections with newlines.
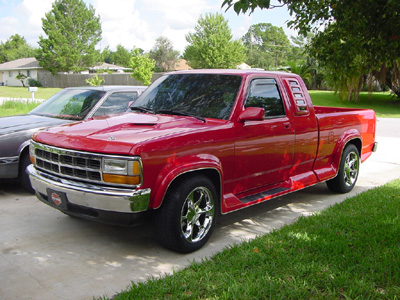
331, 130, 362, 176
150, 154, 223, 209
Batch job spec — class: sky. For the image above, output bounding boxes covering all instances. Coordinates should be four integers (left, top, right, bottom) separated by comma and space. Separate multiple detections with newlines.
0, 0, 297, 54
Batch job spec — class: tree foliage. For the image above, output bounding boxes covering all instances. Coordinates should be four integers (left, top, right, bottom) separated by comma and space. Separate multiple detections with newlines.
149, 36, 180, 72
108, 44, 133, 67
129, 48, 155, 85
222, 0, 400, 99
15, 73, 28, 87
36, 0, 102, 74
242, 23, 290, 69
0, 34, 38, 63
86, 74, 105, 86
184, 13, 246, 69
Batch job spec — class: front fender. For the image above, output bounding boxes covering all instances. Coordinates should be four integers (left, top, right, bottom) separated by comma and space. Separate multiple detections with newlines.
150, 153, 223, 209
18, 139, 31, 156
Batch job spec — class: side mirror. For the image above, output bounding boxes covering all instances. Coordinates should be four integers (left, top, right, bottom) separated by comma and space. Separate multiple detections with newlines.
238, 107, 265, 122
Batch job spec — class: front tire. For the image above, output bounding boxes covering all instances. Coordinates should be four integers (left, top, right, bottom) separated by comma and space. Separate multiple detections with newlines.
155, 175, 217, 253
327, 144, 360, 193
19, 153, 34, 194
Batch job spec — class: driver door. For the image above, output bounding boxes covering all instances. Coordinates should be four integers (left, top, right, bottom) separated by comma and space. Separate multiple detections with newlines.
233, 78, 295, 195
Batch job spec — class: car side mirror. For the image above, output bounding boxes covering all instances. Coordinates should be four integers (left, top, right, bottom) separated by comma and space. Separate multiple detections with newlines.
238, 107, 265, 122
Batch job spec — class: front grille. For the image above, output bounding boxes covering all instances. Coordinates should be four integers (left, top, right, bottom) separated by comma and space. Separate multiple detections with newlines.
34, 144, 102, 184
31, 141, 143, 187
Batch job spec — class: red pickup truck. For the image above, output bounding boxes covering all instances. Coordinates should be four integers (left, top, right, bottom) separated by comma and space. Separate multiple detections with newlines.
28, 70, 377, 253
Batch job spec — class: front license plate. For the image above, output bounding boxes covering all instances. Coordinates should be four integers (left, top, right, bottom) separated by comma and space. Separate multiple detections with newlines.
47, 189, 68, 210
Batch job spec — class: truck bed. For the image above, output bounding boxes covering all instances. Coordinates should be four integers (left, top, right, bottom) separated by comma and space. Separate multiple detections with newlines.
313, 105, 376, 181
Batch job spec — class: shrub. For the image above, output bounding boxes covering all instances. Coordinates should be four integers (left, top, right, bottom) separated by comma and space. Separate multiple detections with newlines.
28, 78, 42, 87
86, 74, 105, 86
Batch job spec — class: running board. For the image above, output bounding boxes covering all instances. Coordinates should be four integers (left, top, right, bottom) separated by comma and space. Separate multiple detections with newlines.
221, 171, 320, 214
239, 187, 290, 204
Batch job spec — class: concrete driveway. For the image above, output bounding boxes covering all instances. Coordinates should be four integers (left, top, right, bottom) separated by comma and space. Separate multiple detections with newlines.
1, 118, 399, 300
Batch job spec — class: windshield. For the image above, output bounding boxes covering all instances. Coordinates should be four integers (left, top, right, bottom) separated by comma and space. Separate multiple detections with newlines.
29, 89, 106, 120
131, 74, 242, 120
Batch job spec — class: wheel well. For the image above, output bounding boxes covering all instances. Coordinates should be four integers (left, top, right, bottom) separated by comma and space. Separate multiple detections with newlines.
165, 169, 221, 204
346, 138, 362, 155
18, 146, 30, 175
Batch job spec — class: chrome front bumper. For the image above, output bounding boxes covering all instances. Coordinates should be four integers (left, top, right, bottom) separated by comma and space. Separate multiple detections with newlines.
27, 164, 151, 213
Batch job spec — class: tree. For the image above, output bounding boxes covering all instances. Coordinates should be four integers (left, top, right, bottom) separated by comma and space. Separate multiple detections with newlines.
0, 34, 38, 63
100, 46, 112, 63
16, 73, 28, 87
129, 48, 155, 85
36, 0, 102, 74
222, 0, 400, 99
108, 44, 132, 67
242, 23, 290, 69
287, 35, 307, 65
149, 36, 180, 72
184, 13, 246, 69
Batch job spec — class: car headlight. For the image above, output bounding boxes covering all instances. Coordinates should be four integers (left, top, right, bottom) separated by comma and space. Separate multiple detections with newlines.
102, 158, 142, 185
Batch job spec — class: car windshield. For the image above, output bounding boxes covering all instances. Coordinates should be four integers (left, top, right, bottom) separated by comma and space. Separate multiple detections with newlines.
29, 89, 106, 120
131, 74, 242, 120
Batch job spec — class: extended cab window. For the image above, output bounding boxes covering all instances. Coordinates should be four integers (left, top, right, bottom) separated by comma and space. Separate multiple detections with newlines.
245, 79, 285, 117
93, 92, 138, 116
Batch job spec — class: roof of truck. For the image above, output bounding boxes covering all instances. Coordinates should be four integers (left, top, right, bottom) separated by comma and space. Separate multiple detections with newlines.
166, 69, 296, 77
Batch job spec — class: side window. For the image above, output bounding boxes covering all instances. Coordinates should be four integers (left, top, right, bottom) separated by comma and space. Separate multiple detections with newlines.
245, 79, 285, 117
93, 92, 138, 116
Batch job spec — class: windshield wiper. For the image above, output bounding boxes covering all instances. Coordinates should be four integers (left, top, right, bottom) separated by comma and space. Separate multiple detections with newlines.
130, 106, 155, 114
158, 110, 206, 122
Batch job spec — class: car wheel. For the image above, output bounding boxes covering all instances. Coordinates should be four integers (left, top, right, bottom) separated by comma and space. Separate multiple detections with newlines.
19, 153, 34, 194
155, 175, 217, 253
327, 144, 360, 193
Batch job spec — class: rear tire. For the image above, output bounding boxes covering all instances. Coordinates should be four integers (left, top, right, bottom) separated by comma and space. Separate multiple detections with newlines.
154, 175, 217, 253
327, 144, 360, 193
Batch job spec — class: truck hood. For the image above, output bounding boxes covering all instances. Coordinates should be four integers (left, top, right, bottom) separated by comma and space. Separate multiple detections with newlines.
0, 114, 70, 136
33, 113, 211, 155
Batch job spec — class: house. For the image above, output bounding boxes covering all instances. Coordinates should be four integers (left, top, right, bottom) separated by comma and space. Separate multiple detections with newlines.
173, 59, 191, 71
237, 62, 252, 70
89, 62, 131, 74
0, 58, 130, 86
0, 57, 43, 86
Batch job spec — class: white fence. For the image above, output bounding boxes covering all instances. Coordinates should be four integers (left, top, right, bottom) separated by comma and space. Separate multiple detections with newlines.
0, 97, 45, 105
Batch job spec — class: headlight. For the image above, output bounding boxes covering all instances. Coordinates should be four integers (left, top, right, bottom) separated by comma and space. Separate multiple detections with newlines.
102, 158, 142, 185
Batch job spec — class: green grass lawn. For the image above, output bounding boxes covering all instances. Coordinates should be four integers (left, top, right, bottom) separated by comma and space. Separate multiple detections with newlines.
0, 86, 61, 100
102, 178, 400, 300
310, 91, 400, 118
0, 86, 61, 117
0, 100, 43, 117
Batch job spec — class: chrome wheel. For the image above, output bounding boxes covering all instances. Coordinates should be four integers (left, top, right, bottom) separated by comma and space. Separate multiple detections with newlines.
343, 151, 360, 187
155, 175, 218, 253
327, 144, 360, 193
181, 186, 215, 243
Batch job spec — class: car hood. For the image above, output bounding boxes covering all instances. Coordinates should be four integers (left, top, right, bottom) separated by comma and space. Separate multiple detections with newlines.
0, 114, 71, 136
33, 113, 215, 155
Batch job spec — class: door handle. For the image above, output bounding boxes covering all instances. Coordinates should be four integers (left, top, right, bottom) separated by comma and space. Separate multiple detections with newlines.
283, 122, 292, 130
